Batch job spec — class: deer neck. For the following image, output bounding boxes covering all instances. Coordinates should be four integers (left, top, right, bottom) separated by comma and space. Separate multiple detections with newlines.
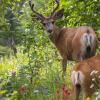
49, 26, 61, 44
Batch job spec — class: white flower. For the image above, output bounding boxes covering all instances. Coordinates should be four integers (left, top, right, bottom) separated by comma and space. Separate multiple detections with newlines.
90, 70, 98, 76
24, 84, 28, 86
8, 70, 16, 77
90, 70, 95, 76
95, 71, 99, 74
34, 90, 39, 93
90, 84, 94, 88
98, 76, 100, 79
95, 92, 99, 96
92, 78, 96, 81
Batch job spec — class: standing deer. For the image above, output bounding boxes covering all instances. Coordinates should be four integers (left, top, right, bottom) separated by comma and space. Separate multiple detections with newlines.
71, 55, 100, 100
29, 0, 98, 78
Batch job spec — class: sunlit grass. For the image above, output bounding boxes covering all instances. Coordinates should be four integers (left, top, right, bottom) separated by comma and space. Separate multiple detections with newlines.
0, 47, 74, 100
0, 47, 98, 100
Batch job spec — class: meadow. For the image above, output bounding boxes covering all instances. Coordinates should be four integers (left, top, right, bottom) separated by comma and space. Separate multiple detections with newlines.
0, 46, 74, 100
0, 45, 100, 100
0, 0, 100, 100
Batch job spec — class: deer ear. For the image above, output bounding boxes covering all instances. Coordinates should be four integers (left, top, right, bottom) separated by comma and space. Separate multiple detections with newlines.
53, 9, 64, 20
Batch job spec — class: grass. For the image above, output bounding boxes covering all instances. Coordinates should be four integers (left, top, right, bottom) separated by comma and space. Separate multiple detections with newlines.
0, 46, 74, 100
0, 46, 11, 57
0, 46, 99, 100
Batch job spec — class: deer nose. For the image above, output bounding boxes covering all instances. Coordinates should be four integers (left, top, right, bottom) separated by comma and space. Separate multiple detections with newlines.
48, 30, 52, 33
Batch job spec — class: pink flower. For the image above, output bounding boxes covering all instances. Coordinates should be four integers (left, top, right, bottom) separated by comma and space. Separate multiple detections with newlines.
19, 85, 27, 94
56, 88, 60, 100
62, 84, 70, 100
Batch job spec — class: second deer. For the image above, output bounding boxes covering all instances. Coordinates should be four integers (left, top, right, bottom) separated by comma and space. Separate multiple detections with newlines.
29, 0, 98, 78
71, 55, 100, 100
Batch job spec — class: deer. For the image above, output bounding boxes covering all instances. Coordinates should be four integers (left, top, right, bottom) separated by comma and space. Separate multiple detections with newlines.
71, 55, 100, 100
29, 0, 98, 78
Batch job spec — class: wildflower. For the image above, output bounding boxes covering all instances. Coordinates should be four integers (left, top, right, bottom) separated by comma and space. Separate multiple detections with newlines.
62, 84, 70, 100
90, 84, 94, 89
56, 88, 60, 100
19, 85, 27, 95
90, 70, 98, 76
86, 97, 90, 100
92, 78, 96, 81
95, 71, 99, 74
8, 70, 16, 77
24, 84, 28, 87
34, 90, 39, 93
98, 75, 100, 79
90, 70, 95, 76
95, 92, 99, 96
63, 88, 70, 100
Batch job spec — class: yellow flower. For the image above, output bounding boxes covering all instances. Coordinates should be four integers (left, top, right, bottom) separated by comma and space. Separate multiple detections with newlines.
86, 97, 90, 100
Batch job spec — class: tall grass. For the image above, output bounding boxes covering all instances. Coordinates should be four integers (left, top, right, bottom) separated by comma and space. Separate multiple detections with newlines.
0, 47, 73, 100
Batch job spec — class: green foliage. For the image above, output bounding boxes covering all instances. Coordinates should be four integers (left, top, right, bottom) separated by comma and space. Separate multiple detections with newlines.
0, 0, 100, 99
0, 46, 11, 56
61, 0, 100, 29
0, 0, 100, 45
0, 49, 72, 100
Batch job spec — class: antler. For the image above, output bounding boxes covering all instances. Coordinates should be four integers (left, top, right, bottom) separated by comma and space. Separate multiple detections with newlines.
51, 0, 59, 16
29, 0, 45, 20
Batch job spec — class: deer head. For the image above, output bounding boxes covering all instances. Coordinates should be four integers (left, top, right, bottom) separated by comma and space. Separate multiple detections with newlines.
29, 0, 64, 33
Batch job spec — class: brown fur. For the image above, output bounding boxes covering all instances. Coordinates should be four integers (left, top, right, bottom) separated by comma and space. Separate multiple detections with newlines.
50, 26, 98, 60
29, 0, 98, 78
71, 55, 100, 100
49, 25, 98, 77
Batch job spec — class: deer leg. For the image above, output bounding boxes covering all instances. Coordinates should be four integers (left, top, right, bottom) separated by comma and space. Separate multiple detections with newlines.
62, 58, 67, 79
72, 84, 81, 100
